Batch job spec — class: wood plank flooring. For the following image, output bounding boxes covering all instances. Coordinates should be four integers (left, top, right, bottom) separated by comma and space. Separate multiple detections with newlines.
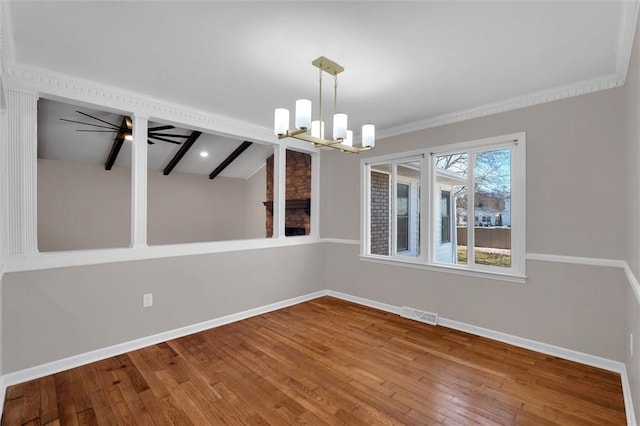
2, 296, 627, 425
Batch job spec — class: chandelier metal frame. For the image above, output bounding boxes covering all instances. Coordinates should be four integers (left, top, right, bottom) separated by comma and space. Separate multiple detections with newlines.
274, 56, 375, 154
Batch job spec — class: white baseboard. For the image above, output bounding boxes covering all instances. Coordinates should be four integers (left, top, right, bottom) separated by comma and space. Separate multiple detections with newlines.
325, 290, 402, 315
621, 364, 638, 426
438, 317, 625, 373
0, 289, 635, 425
0, 290, 326, 388
325, 291, 636, 425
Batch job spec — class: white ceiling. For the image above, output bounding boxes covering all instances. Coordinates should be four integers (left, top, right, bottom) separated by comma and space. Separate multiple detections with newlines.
4, 1, 636, 156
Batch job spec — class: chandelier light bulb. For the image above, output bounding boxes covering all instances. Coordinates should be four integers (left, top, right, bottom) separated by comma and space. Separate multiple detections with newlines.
362, 124, 375, 148
333, 113, 347, 140
311, 120, 325, 139
295, 99, 312, 130
344, 130, 353, 147
274, 108, 289, 136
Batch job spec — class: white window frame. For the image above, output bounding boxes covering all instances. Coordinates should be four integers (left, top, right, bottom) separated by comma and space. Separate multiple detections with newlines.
361, 132, 526, 283
362, 154, 426, 262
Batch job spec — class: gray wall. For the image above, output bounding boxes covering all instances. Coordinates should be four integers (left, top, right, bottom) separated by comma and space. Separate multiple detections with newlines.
37, 158, 267, 250
245, 165, 267, 239
326, 243, 626, 361
147, 168, 263, 245
37, 159, 132, 251
322, 88, 626, 259
0, 108, 6, 377
321, 84, 629, 363
624, 11, 640, 422
2, 243, 325, 372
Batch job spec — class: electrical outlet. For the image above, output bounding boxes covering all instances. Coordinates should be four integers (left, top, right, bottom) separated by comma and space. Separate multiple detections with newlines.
631, 333, 634, 358
143, 293, 153, 308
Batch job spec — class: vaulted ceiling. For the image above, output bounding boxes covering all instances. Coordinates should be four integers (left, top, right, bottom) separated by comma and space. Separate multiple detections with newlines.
3, 1, 638, 169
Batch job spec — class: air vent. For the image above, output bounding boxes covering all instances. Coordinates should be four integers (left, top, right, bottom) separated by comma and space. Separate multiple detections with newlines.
400, 306, 438, 325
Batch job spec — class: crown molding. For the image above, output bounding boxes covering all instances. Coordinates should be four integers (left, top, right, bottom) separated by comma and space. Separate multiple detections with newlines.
378, 1, 640, 141
616, 0, 640, 83
0, 0, 14, 76
0, 2, 638, 143
3, 63, 279, 143
377, 74, 623, 140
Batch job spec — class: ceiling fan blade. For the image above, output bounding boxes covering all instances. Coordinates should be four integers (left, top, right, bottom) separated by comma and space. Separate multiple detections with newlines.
148, 133, 191, 138
75, 111, 120, 128
147, 139, 155, 145
148, 125, 175, 131
60, 118, 119, 130
148, 135, 182, 144
75, 129, 118, 132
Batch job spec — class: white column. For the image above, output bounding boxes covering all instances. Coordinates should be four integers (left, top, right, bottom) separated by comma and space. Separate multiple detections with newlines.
3, 89, 38, 255
310, 151, 320, 238
131, 114, 148, 248
273, 145, 286, 238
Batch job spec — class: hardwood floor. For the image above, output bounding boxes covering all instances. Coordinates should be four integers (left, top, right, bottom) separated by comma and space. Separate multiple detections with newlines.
2, 296, 627, 425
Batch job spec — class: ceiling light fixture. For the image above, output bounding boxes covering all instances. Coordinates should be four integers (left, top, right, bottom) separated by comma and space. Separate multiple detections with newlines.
274, 56, 375, 153
200, 151, 209, 158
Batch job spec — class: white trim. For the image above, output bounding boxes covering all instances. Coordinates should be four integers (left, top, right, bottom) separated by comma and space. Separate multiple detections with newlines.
319, 238, 359, 245
621, 364, 638, 426
0, 0, 15, 76
362, 133, 526, 281
324, 291, 636, 425
0, 288, 635, 425
311, 151, 320, 238
273, 145, 286, 238
377, 75, 622, 140
131, 115, 148, 248
526, 252, 627, 268
616, 0, 640, 85
328, 289, 588, 363
624, 262, 640, 306
438, 316, 625, 373
0, 376, 5, 421
325, 290, 402, 315
4, 236, 321, 273
360, 255, 527, 284
1, 290, 327, 388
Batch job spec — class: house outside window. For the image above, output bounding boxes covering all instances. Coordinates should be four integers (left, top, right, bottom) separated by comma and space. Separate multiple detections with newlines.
362, 132, 526, 281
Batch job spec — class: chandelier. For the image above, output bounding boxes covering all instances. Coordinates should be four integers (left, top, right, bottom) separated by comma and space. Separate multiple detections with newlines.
274, 56, 375, 153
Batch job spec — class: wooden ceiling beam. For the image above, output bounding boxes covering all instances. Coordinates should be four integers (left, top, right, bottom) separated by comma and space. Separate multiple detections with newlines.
163, 131, 202, 176
104, 116, 129, 170
209, 141, 253, 179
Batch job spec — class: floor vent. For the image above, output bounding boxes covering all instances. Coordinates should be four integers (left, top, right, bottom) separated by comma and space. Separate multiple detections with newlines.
400, 306, 439, 325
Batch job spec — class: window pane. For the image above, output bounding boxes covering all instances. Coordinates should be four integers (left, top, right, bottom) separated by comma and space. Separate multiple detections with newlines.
473, 148, 511, 267
37, 99, 131, 251
369, 164, 391, 256
434, 153, 467, 264
440, 190, 451, 243
147, 128, 272, 245
397, 183, 409, 251
396, 161, 420, 258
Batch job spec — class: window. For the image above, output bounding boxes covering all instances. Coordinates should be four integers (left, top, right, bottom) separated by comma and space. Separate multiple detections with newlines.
367, 159, 421, 258
440, 190, 451, 244
362, 133, 525, 280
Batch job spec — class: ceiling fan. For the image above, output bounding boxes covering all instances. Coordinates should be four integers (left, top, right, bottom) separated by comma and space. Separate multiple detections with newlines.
60, 111, 191, 145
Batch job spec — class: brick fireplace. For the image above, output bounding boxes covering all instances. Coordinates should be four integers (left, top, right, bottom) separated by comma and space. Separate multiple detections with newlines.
265, 150, 312, 237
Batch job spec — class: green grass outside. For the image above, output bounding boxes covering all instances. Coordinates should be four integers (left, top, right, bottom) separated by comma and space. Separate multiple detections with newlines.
457, 247, 511, 267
